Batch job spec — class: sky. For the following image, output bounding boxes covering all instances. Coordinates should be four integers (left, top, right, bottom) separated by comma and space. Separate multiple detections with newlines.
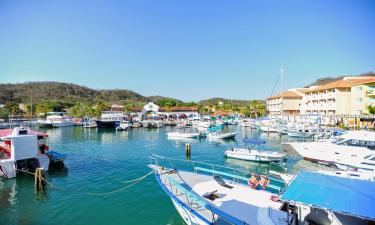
0, 0, 374, 101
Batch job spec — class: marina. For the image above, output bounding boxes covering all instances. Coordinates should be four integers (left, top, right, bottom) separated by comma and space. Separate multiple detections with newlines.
1, 0, 374, 224
1, 121, 374, 224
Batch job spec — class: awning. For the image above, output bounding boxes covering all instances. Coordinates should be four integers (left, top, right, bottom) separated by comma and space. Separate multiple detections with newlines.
281, 172, 375, 220
0, 129, 48, 138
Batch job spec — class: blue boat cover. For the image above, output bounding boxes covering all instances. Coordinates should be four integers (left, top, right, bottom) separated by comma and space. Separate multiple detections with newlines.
244, 138, 266, 145
281, 172, 375, 220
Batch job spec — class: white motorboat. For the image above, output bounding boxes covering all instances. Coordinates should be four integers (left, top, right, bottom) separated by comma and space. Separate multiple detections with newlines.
225, 148, 286, 163
259, 125, 279, 133
224, 139, 285, 163
38, 112, 75, 128
0, 127, 66, 178
52, 117, 75, 127
116, 121, 131, 131
149, 155, 375, 225
288, 130, 375, 171
207, 132, 237, 140
167, 131, 200, 139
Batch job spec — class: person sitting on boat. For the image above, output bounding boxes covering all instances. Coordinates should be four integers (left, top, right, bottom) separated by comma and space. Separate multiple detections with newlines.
257, 175, 270, 189
247, 173, 259, 189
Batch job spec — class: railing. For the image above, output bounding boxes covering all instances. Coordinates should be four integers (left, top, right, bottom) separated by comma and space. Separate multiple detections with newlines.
150, 154, 286, 194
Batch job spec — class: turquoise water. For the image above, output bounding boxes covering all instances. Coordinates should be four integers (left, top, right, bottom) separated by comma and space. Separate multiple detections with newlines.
0, 126, 325, 225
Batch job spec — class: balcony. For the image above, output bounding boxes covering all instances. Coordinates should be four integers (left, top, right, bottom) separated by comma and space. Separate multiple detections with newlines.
366, 90, 375, 97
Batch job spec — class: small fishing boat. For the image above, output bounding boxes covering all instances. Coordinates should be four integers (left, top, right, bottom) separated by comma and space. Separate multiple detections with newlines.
224, 139, 286, 163
116, 121, 131, 131
0, 127, 66, 178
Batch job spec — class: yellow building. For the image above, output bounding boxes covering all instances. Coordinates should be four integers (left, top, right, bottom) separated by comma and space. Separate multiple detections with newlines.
301, 77, 375, 115
350, 80, 375, 115
267, 88, 307, 116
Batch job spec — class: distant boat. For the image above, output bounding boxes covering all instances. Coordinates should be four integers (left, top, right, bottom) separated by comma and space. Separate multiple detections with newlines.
38, 112, 75, 128
116, 121, 131, 131
95, 111, 126, 128
207, 131, 237, 140
167, 130, 200, 139
224, 139, 286, 163
142, 114, 164, 128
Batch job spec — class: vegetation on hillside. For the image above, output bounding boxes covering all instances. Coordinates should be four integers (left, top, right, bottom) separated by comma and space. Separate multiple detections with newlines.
306, 71, 375, 87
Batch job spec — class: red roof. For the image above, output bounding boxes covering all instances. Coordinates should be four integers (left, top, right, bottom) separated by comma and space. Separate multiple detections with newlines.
0, 129, 48, 138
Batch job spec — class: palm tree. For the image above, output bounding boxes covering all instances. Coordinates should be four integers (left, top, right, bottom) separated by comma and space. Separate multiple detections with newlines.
368, 105, 375, 114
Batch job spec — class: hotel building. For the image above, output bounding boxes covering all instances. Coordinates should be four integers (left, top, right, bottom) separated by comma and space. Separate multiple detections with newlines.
267, 77, 375, 116
266, 88, 307, 116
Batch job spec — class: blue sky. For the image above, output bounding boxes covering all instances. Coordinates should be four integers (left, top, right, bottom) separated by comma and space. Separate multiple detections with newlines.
0, 0, 374, 101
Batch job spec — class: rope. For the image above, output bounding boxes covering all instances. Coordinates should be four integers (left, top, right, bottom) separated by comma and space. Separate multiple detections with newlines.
16, 169, 67, 191
15, 168, 154, 196
87, 170, 154, 196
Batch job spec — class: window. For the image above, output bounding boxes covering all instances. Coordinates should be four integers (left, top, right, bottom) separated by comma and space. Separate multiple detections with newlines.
356, 98, 362, 103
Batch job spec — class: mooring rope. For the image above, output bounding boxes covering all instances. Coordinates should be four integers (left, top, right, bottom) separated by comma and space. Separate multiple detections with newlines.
87, 170, 154, 196
15, 168, 155, 196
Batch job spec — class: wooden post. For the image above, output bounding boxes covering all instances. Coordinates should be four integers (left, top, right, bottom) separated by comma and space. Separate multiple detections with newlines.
34, 168, 46, 193
186, 143, 191, 160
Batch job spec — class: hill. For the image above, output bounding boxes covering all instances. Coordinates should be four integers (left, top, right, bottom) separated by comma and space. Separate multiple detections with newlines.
306, 71, 375, 87
198, 97, 260, 106
0, 82, 152, 104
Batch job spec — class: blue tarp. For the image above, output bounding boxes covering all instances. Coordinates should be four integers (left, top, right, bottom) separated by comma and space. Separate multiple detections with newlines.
244, 138, 266, 145
281, 172, 375, 220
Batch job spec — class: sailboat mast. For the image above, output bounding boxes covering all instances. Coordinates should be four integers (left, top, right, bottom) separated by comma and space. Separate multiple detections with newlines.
280, 64, 284, 120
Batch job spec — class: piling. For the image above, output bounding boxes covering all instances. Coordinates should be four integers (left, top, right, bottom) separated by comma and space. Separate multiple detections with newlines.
186, 143, 191, 160
34, 167, 46, 193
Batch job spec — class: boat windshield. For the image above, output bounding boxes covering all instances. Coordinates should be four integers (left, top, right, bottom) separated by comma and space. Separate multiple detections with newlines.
335, 138, 375, 150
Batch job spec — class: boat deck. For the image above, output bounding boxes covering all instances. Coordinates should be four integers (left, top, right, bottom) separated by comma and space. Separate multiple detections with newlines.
159, 170, 288, 225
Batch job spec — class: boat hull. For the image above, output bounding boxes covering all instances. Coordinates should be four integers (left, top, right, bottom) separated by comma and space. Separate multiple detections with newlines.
207, 132, 237, 140
95, 120, 119, 128
155, 174, 210, 225
167, 133, 200, 138
52, 122, 75, 127
224, 150, 285, 163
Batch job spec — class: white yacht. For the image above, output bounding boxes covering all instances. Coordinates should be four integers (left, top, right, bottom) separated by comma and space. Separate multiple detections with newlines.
289, 130, 375, 171
95, 111, 126, 128
225, 139, 286, 163
38, 112, 75, 128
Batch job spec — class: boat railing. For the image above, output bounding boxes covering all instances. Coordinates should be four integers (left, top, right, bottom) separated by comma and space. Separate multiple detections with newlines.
150, 154, 286, 193
165, 175, 248, 225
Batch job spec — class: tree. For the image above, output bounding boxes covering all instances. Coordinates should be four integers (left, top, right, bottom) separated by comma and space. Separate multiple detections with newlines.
0, 107, 10, 120
5, 102, 20, 114
368, 105, 375, 115
93, 101, 107, 117
123, 101, 133, 113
